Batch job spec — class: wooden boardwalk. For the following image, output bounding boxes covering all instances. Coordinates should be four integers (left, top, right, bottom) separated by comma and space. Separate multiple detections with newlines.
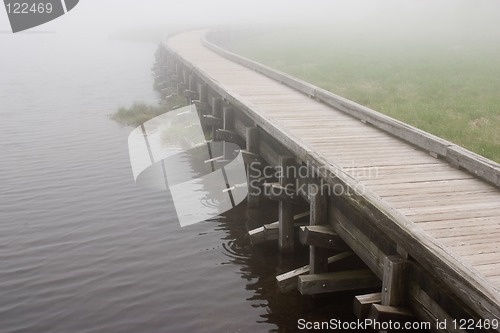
162, 30, 500, 329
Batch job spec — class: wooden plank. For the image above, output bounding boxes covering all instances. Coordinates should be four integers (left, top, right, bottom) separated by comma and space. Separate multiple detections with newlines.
448, 242, 500, 256
408, 286, 469, 333
215, 129, 245, 147
368, 304, 414, 322
424, 224, 500, 237
373, 179, 494, 196
332, 207, 391, 278
247, 211, 309, 244
192, 100, 210, 113
262, 182, 299, 203
447, 145, 500, 187
241, 150, 267, 166
406, 207, 500, 223
474, 263, 500, 277
299, 225, 348, 251
462, 253, 500, 266
276, 252, 354, 292
354, 292, 382, 319
435, 232, 500, 245
298, 270, 381, 295
417, 217, 500, 230
203, 114, 222, 127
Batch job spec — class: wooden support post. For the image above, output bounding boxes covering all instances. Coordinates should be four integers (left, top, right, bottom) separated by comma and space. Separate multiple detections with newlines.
309, 182, 329, 274
199, 83, 208, 103
279, 156, 295, 253
381, 255, 409, 307
187, 74, 196, 104
211, 97, 222, 140
175, 63, 182, 83
367, 255, 410, 328
178, 84, 187, 100
189, 74, 198, 91
222, 106, 234, 160
246, 127, 260, 208
182, 69, 188, 86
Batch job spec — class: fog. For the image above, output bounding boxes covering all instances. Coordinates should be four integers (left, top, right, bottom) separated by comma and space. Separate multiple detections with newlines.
1, 0, 500, 43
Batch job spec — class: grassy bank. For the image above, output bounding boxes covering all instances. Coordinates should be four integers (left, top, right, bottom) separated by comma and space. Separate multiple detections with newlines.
226, 27, 500, 163
111, 95, 186, 127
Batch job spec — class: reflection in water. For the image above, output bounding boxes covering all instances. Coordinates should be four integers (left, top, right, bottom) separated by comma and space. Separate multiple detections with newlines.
213, 200, 373, 333
128, 104, 247, 226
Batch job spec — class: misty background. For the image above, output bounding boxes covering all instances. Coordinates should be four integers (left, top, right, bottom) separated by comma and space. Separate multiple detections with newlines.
1, 0, 500, 41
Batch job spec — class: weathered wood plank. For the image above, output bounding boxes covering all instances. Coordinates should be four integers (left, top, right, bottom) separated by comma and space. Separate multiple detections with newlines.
299, 225, 348, 250
215, 129, 245, 147
262, 182, 299, 203
298, 270, 381, 295
276, 252, 354, 292
368, 304, 415, 322
247, 211, 309, 244
354, 292, 382, 319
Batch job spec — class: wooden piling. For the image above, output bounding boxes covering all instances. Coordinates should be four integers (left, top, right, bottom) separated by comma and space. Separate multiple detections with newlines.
279, 156, 295, 253
246, 127, 260, 208
381, 255, 409, 307
211, 97, 222, 140
309, 183, 329, 274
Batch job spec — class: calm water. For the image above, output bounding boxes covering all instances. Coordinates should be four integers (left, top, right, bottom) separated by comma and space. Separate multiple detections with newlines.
0, 32, 358, 333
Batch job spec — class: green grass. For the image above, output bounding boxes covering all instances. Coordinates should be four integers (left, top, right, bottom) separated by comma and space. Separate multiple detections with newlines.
110, 95, 186, 127
226, 27, 500, 163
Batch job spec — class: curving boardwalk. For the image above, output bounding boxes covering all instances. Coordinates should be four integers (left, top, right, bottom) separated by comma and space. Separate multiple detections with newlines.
163, 30, 500, 328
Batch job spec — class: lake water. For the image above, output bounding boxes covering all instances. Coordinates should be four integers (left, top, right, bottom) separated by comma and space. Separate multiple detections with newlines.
0, 31, 358, 333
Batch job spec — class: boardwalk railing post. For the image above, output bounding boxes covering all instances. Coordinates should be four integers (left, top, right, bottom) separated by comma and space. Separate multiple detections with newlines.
279, 156, 295, 253
309, 181, 329, 274
246, 127, 260, 208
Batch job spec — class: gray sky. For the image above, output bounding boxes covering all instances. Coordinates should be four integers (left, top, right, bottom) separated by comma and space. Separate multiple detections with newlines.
1, 0, 500, 39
